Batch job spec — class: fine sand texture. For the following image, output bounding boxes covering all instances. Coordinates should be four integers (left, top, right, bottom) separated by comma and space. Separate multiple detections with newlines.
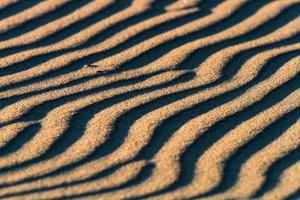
0, 0, 299, 199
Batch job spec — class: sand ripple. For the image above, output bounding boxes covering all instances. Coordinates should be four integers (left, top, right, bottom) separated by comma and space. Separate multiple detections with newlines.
0, 0, 299, 199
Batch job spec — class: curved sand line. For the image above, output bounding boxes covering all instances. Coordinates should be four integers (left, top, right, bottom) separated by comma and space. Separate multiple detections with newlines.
0, 122, 36, 149
0, 0, 21, 10
0, 15, 299, 194
1, 38, 299, 198
208, 119, 300, 199
0, 0, 71, 34
261, 159, 300, 200
0, 1, 299, 199
1, 0, 294, 101
0, 71, 183, 170
1, 2, 297, 105
0, 0, 245, 88
94, 0, 298, 70
0, 7, 196, 71
87, 53, 300, 200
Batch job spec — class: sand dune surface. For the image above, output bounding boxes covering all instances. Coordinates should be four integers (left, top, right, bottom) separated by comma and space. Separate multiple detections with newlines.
0, 0, 299, 199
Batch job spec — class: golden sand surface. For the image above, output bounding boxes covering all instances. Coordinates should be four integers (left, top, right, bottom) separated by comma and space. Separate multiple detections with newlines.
0, 0, 299, 199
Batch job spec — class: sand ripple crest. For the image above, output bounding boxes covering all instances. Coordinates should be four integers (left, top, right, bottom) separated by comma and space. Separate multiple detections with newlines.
0, 0, 299, 199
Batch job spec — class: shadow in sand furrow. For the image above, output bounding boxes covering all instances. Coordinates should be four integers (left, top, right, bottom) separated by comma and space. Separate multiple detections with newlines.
0, 0, 39, 21
2, 25, 300, 113
36, 0, 196, 48
0, 161, 129, 199
202, 32, 300, 86
286, 189, 300, 200
0, 0, 271, 93
135, 74, 300, 163
128, 47, 300, 160
194, 108, 300, 198
0, 1, 298, 199
12, 74, 299, 198
0, 0, 218, 57
0, 0, 92, 42
111, 0, 272, 72
0, 124, 40, 158
142, 84, 300, 197
51, 164, 155, 200
254, 144, 300, 198
151, 0, 184, 9
0, 67, 139, 109
2, 32, 297, 185
23, 0, 134, 48
0, 0, 215, 78
0, 71, 193, 115
0, 4, 200, 77
5, 46, 300, 196
0, 71, 194, 179
130, 52, 300, 198
0, 46, 137, 93
0, 0, 130, 57
151, 0, 222, 11
0, 161, 150, 199
176, 3, 300, 70
0, 0, 185, 58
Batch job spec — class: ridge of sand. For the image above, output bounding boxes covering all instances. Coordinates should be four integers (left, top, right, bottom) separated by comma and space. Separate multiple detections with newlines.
0, 0, 299, 199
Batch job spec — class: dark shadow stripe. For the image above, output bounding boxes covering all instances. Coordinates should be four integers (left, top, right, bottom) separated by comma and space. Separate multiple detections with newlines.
0, 71, 194, 187
286, 189, 300, 200
133, 53, 300, 198
0, 0, 40, 21
0, 161, 130, 199
3, 36, 299, 193
0, 0, 228, 89
0, 0, 130, 58
0, 0, 211, 78
176, 2, 300, 70
0, 0, 184, 58
52, 163, 155, 200
0, 0, 92, 41
0, 1, 298, 198
2, 20, 300, 113
6, 43, 299, 198
195, 108, 300, 198
114, 0, 272, 72
0, 162, 154, 200
0, 5, 198, 77
0, 70, 192, 120
0, 124, 40, 158
0, 24, 298, 186
133, 43, 300, 161
254, 145, 300, 198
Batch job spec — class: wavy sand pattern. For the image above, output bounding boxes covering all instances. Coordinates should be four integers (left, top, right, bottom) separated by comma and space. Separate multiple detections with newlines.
0, 0, 299, 199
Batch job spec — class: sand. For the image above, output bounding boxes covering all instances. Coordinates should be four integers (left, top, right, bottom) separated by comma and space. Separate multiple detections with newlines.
0, 0, 299, 199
